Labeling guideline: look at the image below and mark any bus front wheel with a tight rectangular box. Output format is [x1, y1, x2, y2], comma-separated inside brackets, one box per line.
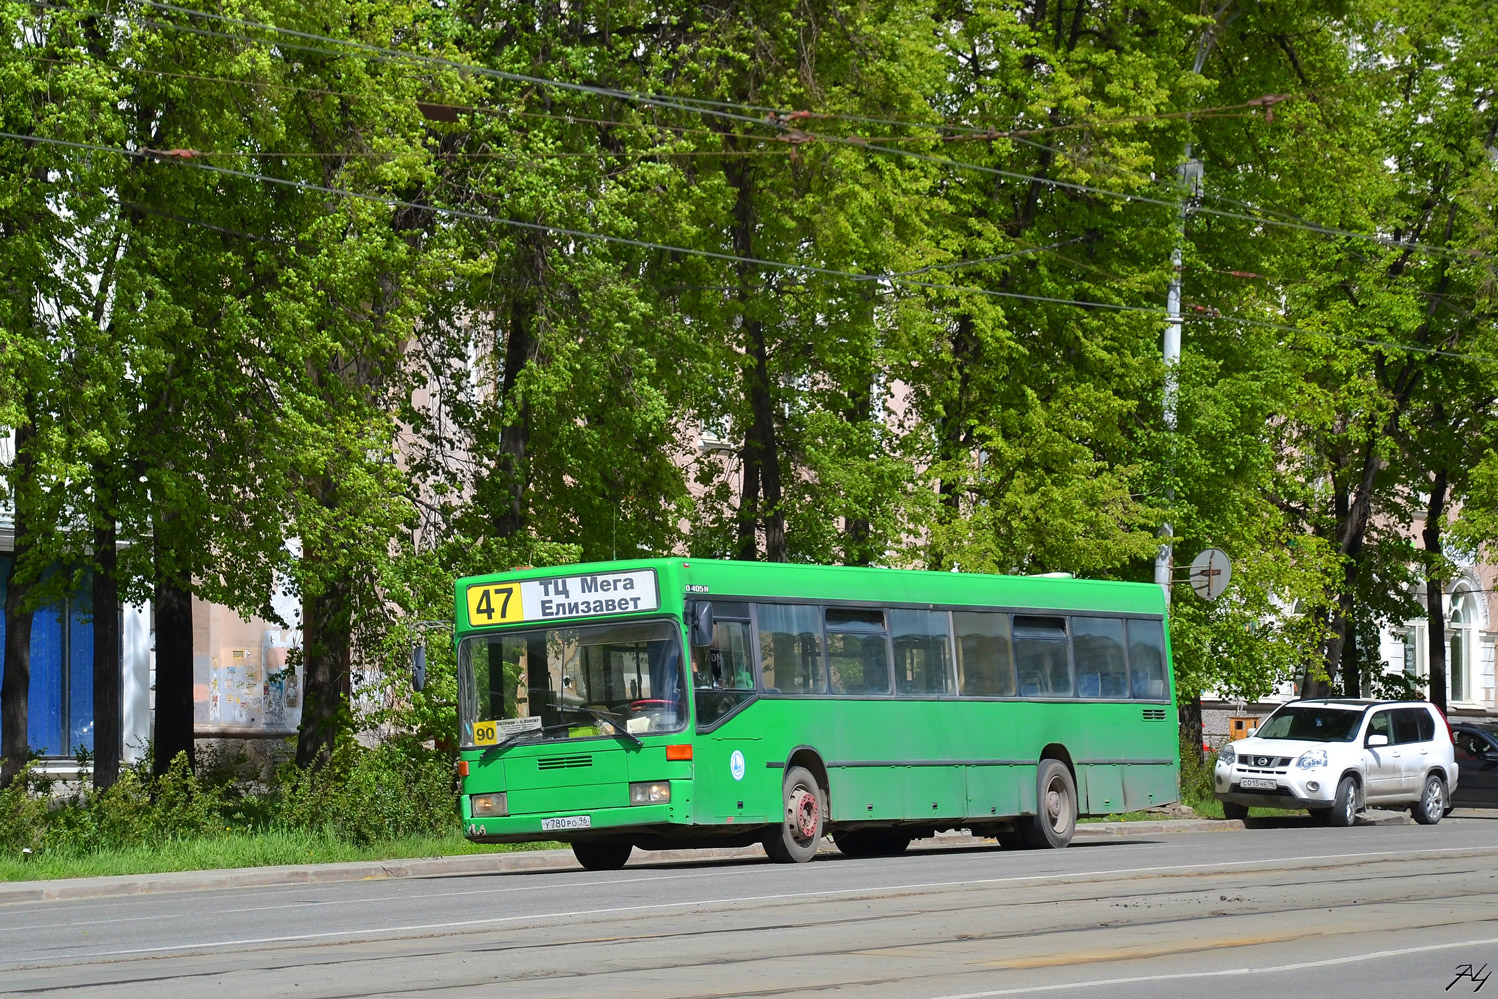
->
[764, 766, 825, 863]
[1021, 760, 1077, 849]
[572, 839, 633, 871]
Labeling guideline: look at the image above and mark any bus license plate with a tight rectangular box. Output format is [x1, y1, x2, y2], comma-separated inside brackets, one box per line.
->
[1239, 777, 1276, 790]
[541, 815, 592, 831]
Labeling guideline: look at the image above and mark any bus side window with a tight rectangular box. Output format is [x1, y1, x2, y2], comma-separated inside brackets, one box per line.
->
[1072, 617, 1128, 698]
[826, 608, 891, 696]
[1126, 619, 1168, 700]
[756, 603, 826, 695]
[694, 619, 755, 728]
[953, 611, 1015, 697]
[889, 609, 954, 696]
[1013, 615, 1071, 697]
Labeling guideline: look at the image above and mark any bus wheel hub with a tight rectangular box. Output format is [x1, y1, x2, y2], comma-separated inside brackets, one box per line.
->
[789, 788, 818, 839]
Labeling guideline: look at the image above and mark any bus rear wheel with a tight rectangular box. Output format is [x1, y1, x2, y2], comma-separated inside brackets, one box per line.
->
[572, 839, 633, 871]
[1020, 760, 1077, 849]
[764, 765, 825, 863]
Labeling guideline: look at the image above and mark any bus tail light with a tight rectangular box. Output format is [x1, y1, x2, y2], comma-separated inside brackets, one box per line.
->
[630, 782, 671, 805]
[470, 792, 507, 817]
[666, 744, 693, 761]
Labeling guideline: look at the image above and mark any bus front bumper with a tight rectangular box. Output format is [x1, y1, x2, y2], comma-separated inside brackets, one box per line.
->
[463, 803, 679, 843]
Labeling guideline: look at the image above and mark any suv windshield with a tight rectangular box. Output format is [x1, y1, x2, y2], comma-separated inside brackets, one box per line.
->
[458, 618, 686, 749]
[1256, 705, 1364, 742]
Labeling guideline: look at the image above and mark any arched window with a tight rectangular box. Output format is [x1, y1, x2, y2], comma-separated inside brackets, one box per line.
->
[1449, 587, 1476, 703]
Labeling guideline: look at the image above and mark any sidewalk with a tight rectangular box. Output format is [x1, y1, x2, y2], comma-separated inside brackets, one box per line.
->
[0, 817, 1254, 904]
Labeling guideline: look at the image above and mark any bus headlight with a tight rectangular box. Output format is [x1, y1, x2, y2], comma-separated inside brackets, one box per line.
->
[629, 782, 671, 805]
[471, 792, 508, 817]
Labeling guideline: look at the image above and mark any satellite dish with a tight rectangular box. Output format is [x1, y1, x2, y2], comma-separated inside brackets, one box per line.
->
[1188, 548, 1232, 601]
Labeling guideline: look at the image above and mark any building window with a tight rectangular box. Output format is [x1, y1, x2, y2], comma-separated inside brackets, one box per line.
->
[1450, 587, 1475, 703]
[0, 558, 95, 757]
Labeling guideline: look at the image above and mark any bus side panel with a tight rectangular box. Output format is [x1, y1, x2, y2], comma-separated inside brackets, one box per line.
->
[1123, 764, 1175, 811]
[693, 709, 775, 825]
[1082, 765, 1125, 815]
[964, 763, 1023, 820]
[830, 766, 904, 821]
[903, 765, 967, 822]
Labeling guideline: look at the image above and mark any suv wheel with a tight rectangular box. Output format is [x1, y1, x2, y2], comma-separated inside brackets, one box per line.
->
[1328, 775, 1359, 828]
[1412, 773, 1446, 825]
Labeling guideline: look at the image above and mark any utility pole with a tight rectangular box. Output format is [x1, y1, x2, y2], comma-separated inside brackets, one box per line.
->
[1155, 16, 1225, 604]
[1156, 154, 1203, 604]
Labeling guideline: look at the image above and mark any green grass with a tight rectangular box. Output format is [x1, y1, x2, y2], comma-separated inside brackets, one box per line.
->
[0, 830, 565, 883]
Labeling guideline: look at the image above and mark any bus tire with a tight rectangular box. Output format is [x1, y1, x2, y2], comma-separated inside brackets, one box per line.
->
[1021, 760, 1077, 849]
[572, 839, 633, 871]
[764, 765, 825, 863]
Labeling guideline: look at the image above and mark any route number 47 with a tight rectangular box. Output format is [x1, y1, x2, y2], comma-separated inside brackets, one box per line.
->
[467, 584, 523, 625]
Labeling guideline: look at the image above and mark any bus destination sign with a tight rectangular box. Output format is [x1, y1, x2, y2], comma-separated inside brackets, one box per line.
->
[466, 569, 660, 627]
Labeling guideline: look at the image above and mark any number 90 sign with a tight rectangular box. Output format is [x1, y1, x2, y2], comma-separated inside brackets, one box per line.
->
[472, 721, 499, 746]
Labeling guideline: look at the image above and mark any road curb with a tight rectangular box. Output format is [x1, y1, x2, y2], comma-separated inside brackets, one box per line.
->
[0, 818, 1246, 904]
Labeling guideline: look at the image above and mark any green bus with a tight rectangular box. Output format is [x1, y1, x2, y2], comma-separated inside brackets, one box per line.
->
[454, 558, 1177, 869]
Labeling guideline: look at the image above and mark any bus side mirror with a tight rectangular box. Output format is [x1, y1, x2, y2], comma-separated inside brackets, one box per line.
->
[690, 601, 714, 647]
[412, 643, 427, 692]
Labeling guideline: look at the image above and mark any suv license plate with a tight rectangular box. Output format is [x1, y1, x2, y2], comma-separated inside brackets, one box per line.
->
[1239, 777, 1277, 790]
[541, 815, 592, 831]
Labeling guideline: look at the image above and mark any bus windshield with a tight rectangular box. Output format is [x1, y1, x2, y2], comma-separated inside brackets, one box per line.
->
[457, 618, 686, 748]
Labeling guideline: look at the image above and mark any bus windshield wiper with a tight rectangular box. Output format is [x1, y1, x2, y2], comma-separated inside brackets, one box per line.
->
[481, 722, 572, 760]
[562, 705, 644, 748]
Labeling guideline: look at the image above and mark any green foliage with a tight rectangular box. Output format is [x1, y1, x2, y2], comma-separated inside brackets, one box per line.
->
[1178, 738, 1218, 816]
[271, 740, 456, 846]
[0, 745, 458, 863]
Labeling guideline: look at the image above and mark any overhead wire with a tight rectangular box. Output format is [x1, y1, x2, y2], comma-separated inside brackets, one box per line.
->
[38, 0, 1482, 262]
[11, 128, 1494, 368]
[13, 8, 1496, 361]
[0, 129, 1169, 317]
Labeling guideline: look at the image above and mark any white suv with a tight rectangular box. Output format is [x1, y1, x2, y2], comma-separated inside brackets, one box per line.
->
[1214, 699, 1457, 826]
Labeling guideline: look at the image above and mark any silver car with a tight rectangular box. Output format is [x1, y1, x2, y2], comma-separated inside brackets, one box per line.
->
[1214, 699, 1457, 826]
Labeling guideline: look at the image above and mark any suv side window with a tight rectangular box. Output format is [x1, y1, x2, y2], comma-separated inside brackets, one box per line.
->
[1392, 708, 1423, 745]
[1367, 711, 1393, 743]
[1415, 709, 1435, 742]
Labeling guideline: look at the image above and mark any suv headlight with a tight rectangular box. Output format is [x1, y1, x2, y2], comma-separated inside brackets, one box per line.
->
[1218, 745, 1235, 766]
[1295, 749, 1328, 770]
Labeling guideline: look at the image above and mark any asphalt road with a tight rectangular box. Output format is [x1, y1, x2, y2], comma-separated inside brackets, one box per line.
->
[3, 813, 1497, 998]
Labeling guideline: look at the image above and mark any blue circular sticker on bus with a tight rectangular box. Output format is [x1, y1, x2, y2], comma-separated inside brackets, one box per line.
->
[730, 750, 746, 781]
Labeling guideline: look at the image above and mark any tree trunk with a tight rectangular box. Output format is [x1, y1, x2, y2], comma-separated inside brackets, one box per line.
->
[1, 420, 37, 789]
[1424, 469, 1449, 713]
[727, 153, 784, 563]
[743, 320, 785, 562]
[931, 315, 978, 571]
[296, 567, 352, 770]
[92, 508, 121, 789]
[152, 562, 195, 777]
[1178, 694, 1204, 767]
[493, 237, 542, 539]
[1341, 619, 1359, 697]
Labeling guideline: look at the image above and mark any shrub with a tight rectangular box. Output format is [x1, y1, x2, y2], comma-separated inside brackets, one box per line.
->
[1178, 735, 1217, 811]
[270, 739, 456, 845]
